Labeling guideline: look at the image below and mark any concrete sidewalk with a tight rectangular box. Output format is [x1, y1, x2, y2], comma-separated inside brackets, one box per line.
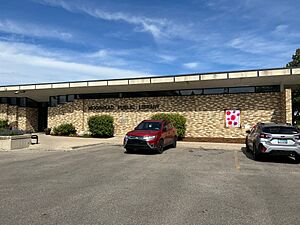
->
[29, 134, 119, 151]
[28, 134, 244, 151]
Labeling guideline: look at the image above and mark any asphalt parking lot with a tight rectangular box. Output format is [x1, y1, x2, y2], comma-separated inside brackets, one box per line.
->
[0, 145, 299, 225]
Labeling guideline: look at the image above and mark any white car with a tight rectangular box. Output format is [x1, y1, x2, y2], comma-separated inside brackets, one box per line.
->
[246, 123, 300, 162]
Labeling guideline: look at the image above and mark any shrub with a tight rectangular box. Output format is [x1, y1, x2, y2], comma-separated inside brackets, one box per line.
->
[0, 120, 9, 129]
[151, 113, 187, 139]
[88, 115, 114, 137]
[53, 123, 76, 136]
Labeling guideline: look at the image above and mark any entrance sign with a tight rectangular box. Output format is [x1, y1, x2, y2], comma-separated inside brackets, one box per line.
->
[225, 110, 240, 128]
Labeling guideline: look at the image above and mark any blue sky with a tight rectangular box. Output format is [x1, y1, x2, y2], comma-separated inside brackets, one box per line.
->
[0, 0, 299, 85]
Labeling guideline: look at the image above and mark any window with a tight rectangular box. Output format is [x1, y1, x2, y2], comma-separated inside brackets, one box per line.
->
[0, 97, 8, 104]
[9, 98, 18, 105]
[180, 90, 193, 96]
[58, 96, 67, 104]
[229, 87, 255, 94]
[193, 89, 203, 95]
[203, 88, 225, 95]
[19, 98, 27, 107]
[48, 85, 281, 106]
[255, 86, 280, 93]
[50, 96, 58, 107]
[180, 89, 203, 96]
[67, 95, 75, 102]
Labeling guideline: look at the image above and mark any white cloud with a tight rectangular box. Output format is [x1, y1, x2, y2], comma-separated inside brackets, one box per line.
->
[272, 24, 300, 39]
[157, 54, 177, 62]
[84, 49, 133, 67]
[34, 0, 193, 42]
[183, 62, 199, 69]
[86, 49, 130, 58]
[0, 19, 73, 41]
[86, 49, 109, 59]
[0, 41, 148, 85]
[205, 48, 293, 69]
[227, 34, 297, 55]
[273, 24, 289, 33]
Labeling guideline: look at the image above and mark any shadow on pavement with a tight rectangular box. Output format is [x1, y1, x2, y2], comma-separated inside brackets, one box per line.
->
[241, 147, 299, 164]
[124, 146, 174, 155]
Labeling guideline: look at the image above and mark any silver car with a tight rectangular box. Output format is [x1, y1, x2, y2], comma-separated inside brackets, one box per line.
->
[246, 123, 300, 162]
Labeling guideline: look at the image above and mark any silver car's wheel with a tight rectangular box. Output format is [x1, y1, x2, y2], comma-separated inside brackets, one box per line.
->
[295, 154, 300, 163]
[253, 144, 260, 161]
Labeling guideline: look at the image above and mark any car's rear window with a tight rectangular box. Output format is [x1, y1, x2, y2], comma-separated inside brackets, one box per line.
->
[135, 122, 161, 130]
[262, 126, 299, 134]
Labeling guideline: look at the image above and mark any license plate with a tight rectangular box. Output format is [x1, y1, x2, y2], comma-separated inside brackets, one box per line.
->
[278, 139, 287, 144]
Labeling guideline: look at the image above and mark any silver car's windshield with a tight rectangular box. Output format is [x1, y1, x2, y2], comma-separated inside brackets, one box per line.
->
[262, 126, 298, 134]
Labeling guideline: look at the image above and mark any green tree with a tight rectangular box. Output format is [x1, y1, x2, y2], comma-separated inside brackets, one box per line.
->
[151, 113, 187, 139]
[287, 49, 300, 125]
[293, 88, 300, 126]
[286, 48, 300, 68]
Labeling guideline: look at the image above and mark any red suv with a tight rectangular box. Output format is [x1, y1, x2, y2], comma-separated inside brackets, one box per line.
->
[124, 120, 177, 154]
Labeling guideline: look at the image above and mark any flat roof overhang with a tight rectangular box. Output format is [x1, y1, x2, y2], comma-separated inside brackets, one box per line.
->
[1, 67, 300, 102]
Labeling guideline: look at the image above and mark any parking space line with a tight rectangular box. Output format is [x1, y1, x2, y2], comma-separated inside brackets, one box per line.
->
[234, 150, 240, 171]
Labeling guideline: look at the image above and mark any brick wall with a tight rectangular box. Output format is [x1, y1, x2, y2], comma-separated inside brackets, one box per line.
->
[48, 90, 291, 138]
[282, 89, 292, 124]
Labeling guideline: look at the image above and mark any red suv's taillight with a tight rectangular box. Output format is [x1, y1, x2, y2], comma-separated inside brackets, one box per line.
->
[260, 133, 272, 139]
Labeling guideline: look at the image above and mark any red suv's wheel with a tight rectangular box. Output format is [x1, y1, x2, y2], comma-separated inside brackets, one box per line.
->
[157, 139, 164, 154]
[125, 148, 133, 154]
[171, 136, 177, 148]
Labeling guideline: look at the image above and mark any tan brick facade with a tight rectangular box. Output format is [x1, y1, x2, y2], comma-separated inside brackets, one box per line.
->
[48, 100, 84, 132]
[48, 89, 292, 138]
[282, 89, 293, 124]
[0, 104, 38, 132]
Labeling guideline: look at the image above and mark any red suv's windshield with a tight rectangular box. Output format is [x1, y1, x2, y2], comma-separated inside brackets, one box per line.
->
[135, 121, 162, 131]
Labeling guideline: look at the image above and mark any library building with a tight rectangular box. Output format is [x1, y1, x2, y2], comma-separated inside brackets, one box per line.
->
[0, 67, 299, 141]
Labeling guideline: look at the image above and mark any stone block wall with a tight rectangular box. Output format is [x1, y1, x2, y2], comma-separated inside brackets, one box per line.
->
[7, 106, 18, 127]
[48, 90, 291, 138]
[48, 100, 84, 131]
[0, 104, 8, 121]
[0, 104, 38, 132]
[18, 107, 39, 132]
